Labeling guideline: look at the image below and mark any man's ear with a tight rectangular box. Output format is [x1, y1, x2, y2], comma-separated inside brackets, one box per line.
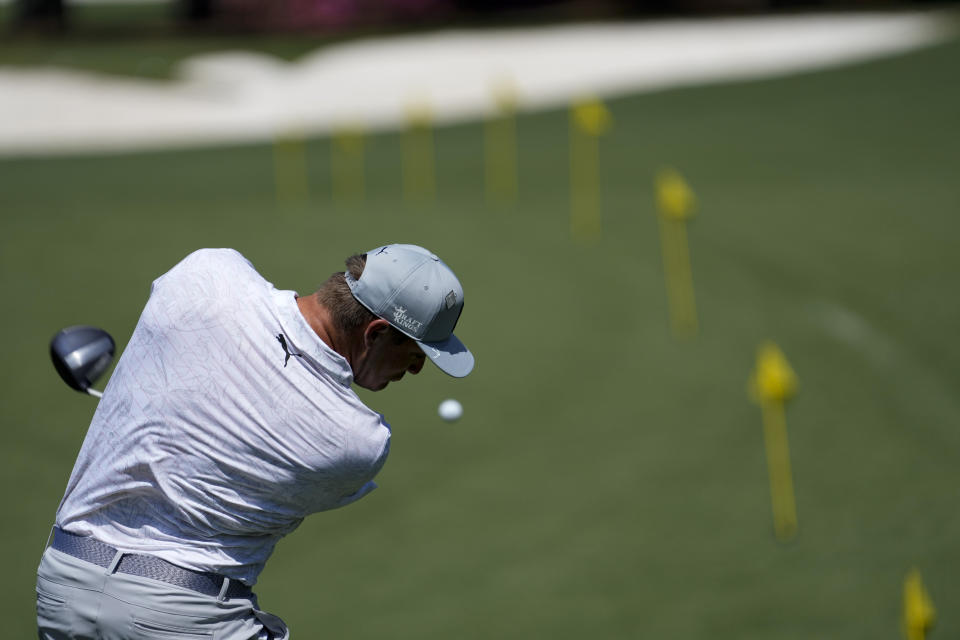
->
[363, 318, 392, 347]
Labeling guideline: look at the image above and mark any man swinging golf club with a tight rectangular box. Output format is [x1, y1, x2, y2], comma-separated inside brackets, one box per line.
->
[37, 244, 473, 639]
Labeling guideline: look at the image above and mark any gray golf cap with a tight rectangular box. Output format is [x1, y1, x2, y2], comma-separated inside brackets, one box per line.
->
[346, 244, 474, 378]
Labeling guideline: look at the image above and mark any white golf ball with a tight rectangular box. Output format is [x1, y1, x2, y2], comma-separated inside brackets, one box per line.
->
[438, 398, 463, 422]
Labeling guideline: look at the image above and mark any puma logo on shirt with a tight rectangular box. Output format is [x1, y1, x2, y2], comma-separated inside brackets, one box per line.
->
[276, 333, 302, 367]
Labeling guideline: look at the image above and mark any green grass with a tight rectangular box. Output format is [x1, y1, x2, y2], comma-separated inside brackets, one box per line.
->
[3, 36, 959, 639]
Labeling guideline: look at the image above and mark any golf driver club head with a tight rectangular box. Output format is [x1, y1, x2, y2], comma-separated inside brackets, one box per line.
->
[50, 326, 115, 398]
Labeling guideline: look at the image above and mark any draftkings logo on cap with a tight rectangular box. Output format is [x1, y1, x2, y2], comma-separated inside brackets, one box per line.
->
[391, 306, 423, 334]
[346, 244, 474, 378]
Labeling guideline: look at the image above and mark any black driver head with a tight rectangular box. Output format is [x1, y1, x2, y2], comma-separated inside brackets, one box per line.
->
[50, 326, 115, 394]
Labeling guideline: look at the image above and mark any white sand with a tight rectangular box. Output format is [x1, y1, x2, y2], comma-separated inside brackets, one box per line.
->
[0, 11, 953, 156]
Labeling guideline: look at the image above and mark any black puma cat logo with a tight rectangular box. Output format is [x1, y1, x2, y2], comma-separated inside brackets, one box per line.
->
[276, 333, 302, 367]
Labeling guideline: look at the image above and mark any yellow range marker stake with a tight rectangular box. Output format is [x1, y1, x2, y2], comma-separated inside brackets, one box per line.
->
[331, 125, 365, 204]
[569, 97, 612, 242]
[903, 568, 936, 640]
[748, 341, 799, 542]
[273, 131, 310, 207]
[655, 168, 698, 338]
[403, 101, 436, 204]
[484, 80, 519, 205]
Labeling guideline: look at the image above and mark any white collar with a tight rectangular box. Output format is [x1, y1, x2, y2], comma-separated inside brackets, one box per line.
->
[272, 289, 354, 387]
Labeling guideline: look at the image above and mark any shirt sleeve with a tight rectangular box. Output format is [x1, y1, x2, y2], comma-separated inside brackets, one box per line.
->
[331, 414, 391, 507]
[146, 249, 263, 331]
[335, 480, 379, 508]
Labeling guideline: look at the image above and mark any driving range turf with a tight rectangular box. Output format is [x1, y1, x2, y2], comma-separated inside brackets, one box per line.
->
[2, 33, 959, 639]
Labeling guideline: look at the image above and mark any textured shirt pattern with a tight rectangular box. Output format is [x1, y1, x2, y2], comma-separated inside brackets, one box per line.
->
[56, 249, 391, 585]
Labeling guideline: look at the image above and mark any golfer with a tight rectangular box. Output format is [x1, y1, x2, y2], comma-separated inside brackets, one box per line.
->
[37, 244, 474, 639]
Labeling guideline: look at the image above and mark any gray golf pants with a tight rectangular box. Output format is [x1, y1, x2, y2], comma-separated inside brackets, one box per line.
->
[37, 547, 290, 639]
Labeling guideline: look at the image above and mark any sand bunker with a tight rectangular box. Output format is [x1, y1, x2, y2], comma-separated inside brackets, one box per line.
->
[0, 11, 953, 156]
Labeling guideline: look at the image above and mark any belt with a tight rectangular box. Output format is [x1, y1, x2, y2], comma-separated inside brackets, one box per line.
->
[51, 527, 252, 600]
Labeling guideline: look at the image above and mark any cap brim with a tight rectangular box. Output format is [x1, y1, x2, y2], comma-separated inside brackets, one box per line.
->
[418, 333, 474, 378]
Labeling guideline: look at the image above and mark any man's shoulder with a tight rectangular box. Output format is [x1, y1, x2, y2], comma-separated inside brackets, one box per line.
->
[141, 248, 271, 332]
[274, 392, 390, 483]
[152, 249, 265, 294]
[175, 248, 255, 276]
[339, 409, 391, 476]
[320, 398, 391, 467]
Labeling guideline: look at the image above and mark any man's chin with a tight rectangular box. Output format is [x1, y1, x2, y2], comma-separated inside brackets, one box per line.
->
[357, 375, 402, 392]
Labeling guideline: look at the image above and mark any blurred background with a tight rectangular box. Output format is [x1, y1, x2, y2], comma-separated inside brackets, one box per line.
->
[2, 0, 959, 638]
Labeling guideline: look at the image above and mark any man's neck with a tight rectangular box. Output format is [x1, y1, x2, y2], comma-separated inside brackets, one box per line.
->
[297, 294, 352, 364]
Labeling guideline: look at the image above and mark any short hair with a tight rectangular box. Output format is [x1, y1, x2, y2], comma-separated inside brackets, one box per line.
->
[316, 253, 375, 334]
[316, 253, 409, 344]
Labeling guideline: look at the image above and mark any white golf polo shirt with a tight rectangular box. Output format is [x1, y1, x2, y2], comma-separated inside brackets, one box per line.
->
[56, 249, 391, 586]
